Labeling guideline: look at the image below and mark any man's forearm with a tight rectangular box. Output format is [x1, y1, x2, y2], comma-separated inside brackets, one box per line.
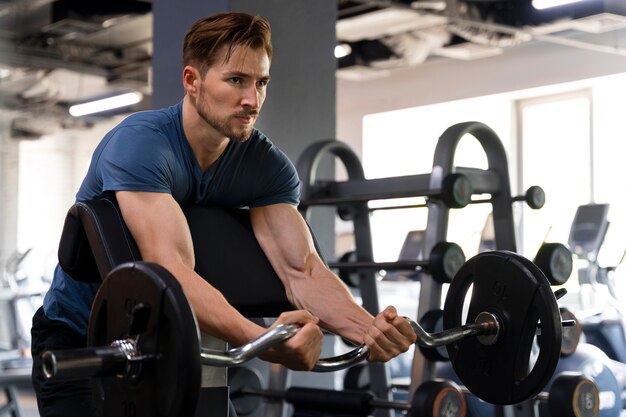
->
[283, 260, 373, 344]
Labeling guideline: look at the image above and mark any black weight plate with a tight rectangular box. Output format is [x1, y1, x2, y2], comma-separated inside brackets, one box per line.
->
[89, 262, 201, 417]
[533, 242, 573, 286]
[411, 379, 466, 417]
[443, 251, 562, 405]
[418, 309, 449, 362]
[429, 242, 466, 284]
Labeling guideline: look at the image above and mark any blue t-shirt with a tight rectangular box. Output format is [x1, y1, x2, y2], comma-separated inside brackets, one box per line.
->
[43, 100, 300, 335]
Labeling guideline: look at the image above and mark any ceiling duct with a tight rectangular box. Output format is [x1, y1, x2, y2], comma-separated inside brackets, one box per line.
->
[43, 0, 151, 37]
[336, 0, 626, 77]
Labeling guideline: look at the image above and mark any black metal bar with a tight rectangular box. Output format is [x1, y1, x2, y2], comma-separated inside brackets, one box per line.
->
[300, 174, 432, 206]
[328, 260, 425, 271]
[455, 167, 500, 194]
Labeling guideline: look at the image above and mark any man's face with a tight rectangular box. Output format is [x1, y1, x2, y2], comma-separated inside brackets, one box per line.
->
[195, 45, 270, 143]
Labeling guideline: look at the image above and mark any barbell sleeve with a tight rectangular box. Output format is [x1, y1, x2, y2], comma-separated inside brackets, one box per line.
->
[42, 340, 134, 379]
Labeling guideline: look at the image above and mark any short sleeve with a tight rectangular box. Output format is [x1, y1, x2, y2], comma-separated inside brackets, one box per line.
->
[249, 145, 300, 207]
[97, 125, 175, 193]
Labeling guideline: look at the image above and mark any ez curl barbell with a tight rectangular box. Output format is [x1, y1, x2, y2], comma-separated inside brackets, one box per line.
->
[41, 250, 570, 416]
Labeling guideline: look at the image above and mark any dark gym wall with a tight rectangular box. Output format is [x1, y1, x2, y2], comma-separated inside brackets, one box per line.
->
[151, 0, 229, 108]
[151, 0, 337, 255]
[229, 0, 337, 160]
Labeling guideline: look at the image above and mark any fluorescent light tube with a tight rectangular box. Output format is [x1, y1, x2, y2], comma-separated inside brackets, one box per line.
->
[69, 92, 143, 117]
[335, 43, 352, 58]
[532, 0, 583, 10]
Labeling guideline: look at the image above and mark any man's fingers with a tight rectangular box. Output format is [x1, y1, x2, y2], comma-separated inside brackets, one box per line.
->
[382, 305, 398, 321]
[365, 306, 418, 362]
[281, 322, 324, 370]
[274, 310, 319, 327]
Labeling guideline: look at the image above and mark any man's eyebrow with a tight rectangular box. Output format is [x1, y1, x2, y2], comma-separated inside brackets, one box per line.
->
[224, 70, 271, 81]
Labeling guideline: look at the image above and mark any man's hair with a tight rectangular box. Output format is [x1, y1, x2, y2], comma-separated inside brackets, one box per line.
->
[183, 12, 272, 78]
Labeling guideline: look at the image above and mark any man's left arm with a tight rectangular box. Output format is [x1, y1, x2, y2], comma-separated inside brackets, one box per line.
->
[250, 203, 416, 362]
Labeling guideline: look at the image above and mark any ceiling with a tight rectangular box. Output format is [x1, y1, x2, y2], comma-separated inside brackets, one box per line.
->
[1, 0, 625, 137]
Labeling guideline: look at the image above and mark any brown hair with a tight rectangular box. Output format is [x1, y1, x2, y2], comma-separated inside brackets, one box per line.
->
[183, 12, 272, 78]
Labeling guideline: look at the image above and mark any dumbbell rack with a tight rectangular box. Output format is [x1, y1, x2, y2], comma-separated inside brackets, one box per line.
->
[411, 122, 517, 389]
[297, 121, 531, 415]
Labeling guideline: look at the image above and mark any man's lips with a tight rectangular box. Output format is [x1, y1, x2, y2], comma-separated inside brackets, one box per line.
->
[235, 113, 257, 124]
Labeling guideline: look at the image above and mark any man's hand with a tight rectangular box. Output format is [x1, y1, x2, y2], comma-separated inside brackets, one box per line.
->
[364, 306, 417, 362]
[259, 310, 324, 371]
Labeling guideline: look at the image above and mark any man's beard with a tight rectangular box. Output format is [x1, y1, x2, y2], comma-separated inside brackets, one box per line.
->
[197, 88, 256, 143]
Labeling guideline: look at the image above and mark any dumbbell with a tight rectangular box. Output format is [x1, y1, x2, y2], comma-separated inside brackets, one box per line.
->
[534, 242, 573, 286]
[470, 185, 546, 209]
[396, 373, 598, 417]
[536, 307, 581, 357]
[475, 373, 597, 417]
[330, 241, 466, 285]
[514, 185, 546, 209]
[231, 378, 466, 417]
[559, 308, 581, 357]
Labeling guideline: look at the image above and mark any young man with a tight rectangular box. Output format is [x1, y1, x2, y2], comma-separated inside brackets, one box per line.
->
[31, 12, 417, 417]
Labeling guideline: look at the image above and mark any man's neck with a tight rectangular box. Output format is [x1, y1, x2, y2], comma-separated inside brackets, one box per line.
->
[182, 96, 230, 172]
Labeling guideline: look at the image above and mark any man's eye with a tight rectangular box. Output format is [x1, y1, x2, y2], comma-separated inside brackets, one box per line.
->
[230, 77, 242, 84]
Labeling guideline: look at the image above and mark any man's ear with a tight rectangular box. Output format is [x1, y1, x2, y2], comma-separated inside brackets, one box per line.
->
[182, 66, 200, 95]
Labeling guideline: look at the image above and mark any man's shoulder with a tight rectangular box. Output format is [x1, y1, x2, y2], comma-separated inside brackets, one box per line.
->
[118, 102, 181, 132]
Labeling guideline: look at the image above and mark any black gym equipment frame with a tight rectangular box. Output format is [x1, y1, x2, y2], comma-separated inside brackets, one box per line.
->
[296, 121, 530, 416]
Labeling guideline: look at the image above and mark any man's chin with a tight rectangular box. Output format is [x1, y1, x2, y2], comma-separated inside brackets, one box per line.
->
[229, 128, 254, 143]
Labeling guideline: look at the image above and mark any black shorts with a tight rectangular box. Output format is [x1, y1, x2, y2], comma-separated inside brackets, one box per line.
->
[31, 306, 96, 417]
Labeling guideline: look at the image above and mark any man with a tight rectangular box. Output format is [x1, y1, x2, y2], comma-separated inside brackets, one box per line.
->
[31, 12, 417, 417]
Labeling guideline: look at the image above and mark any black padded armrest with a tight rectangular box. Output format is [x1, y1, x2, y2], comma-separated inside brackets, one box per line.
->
[57, 197, 293, 316]
[184, 205, 293, 317]
[58, 197, 140, 282]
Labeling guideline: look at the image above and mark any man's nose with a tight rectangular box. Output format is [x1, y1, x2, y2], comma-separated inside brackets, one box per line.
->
[241, 85, 260, 108]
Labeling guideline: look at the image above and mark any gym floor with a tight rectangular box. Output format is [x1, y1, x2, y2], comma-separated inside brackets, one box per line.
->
[16, 387, 39, 417]
[0, 386, 39, 417]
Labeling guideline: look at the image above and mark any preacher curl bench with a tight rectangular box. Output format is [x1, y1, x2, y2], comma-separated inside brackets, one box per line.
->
[41, 194, 596, 417]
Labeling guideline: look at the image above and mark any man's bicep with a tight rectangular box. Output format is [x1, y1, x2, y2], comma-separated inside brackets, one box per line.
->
[115, 191, 195, 268]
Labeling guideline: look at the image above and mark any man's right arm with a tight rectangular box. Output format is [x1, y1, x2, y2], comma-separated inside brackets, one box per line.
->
[115, 190, 323, 370]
